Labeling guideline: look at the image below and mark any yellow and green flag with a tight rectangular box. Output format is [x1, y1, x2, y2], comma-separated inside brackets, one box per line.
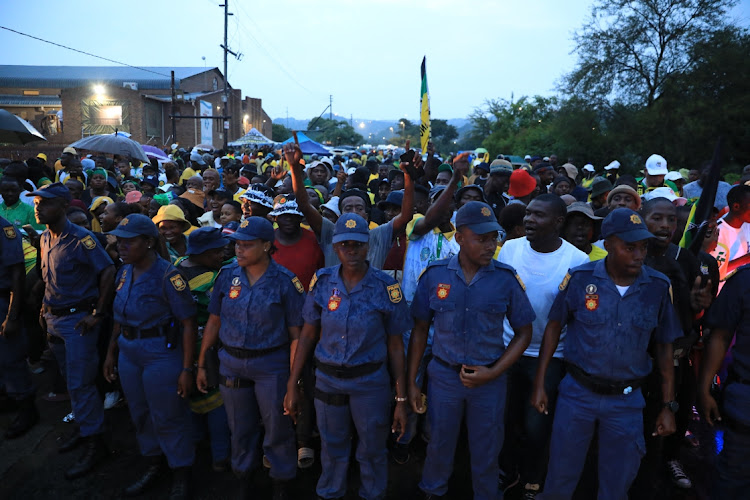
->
[420, 56, 431, 153]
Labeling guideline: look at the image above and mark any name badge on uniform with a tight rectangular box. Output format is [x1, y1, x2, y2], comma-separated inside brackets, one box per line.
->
[229, 285, 241, 299]
[436, 283, 451, 300]
[585, 294, 599, 311]
[328, 288, 341, 311]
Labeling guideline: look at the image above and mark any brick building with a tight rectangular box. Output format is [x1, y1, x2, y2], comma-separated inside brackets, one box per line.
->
[0, 65, 272, 150]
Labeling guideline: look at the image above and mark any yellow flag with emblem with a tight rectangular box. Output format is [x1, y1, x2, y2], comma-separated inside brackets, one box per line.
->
[420, 56, 431, 153]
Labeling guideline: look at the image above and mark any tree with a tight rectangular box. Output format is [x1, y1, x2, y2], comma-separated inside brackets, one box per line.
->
[388, 119, 420, 148]
[564, 0, 738, 107]
[272, 123, 292, 142]
[430, 119, 459, 155]
[306, 118, 363, 146]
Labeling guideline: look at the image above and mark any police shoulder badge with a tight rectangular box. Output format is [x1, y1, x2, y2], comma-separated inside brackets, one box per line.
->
[309, 273, 318, 291]
[558, 272, 571, 291]
[387, 283, 402, 303]
[3, 226, 17, 239]
[515, 273, 526, 291]
[292, 276, 304, 294]
[170, 274, 186, 291]
[436, 283, 451, 299]
[81, 235, 96, 249]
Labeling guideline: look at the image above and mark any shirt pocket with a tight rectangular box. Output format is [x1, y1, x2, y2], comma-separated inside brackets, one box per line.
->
[577, 309, 608, 352]
[429, 297, 456, 332]
[630, 312, 658, 351]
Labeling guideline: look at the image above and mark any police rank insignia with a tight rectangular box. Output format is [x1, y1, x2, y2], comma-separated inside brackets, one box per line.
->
[345, 219, 357, 229]
[309, 273, 318, 291]
[436, 283, 451, 299]
[585, 284, 597, 294]
[558, 273, 571, 291]
[4, 226, 16, 239]
[328, 289, 341, 311]
[81, 235, 96, 249]
[116, 270, 127, 291]
[585, 294, 599, 311]
[170, 274, 186, 291]
[481, 207, 491, 217]
[292, 277, 304, 293]
[630, 214, 642, 225]
[387, 283, 402, 303]
[229, 285, 241, 299]
[515, 273, 526, 291]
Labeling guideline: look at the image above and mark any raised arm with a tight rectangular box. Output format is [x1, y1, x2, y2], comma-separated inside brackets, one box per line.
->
[285, 143, 323, 236]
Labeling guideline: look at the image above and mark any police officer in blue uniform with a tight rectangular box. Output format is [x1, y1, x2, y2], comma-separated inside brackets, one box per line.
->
[0, 215, 38, 439]
[284, 213, 412, 500]
[408, 201, 536, 500]
[532, 208, 681, 500]
[197, 216, 304, 500]
[102, 214, 197, 499]
[28, 182, 115, 479]
[698, 264, 750, 500]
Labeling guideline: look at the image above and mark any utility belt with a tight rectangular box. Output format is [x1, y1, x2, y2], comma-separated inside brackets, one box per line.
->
[43, 299, 96, 317]
[314, 387, 349, 406]
[222, 343, 287, 359]
[219, 375, 255, 389]
[121, 325, 166, 340]
[433, 356, 494, 373]
[314, 359, 382, 379]
[565, 361, 646, 396]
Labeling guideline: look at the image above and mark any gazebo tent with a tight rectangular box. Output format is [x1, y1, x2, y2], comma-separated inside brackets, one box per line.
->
[228, 127, 274, 147]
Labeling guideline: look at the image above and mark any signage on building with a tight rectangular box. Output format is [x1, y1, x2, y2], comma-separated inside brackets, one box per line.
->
[200, 100, 213, 145]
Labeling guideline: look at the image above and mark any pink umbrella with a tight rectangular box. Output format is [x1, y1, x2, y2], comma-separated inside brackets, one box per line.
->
[142, 145, 169, 160]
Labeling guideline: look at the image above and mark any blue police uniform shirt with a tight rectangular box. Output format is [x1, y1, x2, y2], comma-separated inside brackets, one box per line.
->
[0, 216, 23, 291]
[208, 260, 304, 349]
[303, 264, 412, 367]
[411, 255, 536, 366]
[40, 219, 113, 307]
[113, 257, 196, 329]
[704, 264, 750, 425]
[548, 259, 681, 380]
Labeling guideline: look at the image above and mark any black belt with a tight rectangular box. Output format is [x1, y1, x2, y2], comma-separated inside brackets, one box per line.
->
[314, 388, 349, 406]
[724, 415, 750, 435]
[433, 356, 494, 373]
[219, 375, 255, 389]
[121, 325, 165, 340]
[222, 343, 287, 359]
[44, 299, 96, 317]
[565, 361, 646, 396]
[314, 359, 382, 379]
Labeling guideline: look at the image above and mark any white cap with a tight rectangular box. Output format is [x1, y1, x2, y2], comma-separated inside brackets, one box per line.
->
[543, 156, 550, 162]
[524, 155, 531, 161]
[644, 186, 687, 206]
[582, 163, 595, 172]
[604, 160, 620, 171]
[645, 154, 668, 175]
[346, 167, 357, 176]
[321, 196, 341, 216]
[665, 171, 684, 182]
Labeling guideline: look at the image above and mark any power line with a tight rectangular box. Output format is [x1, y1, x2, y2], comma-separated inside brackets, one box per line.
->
[0, 26, 171, 77]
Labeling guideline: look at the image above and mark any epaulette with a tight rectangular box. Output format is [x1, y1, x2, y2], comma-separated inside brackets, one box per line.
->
[723, 263, 750, 283]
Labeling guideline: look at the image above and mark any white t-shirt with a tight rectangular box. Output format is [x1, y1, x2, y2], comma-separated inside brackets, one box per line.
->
[402, 216, 460, 303]
[498, 237, 589, 358]
[711, 218, 750, 285]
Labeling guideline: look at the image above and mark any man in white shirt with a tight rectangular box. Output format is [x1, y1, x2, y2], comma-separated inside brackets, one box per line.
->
[710, 184, 750, 288]
[497, 194, 589, 498]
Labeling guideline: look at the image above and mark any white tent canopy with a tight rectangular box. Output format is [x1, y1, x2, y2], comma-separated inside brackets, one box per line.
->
[228, 128, 274, 147]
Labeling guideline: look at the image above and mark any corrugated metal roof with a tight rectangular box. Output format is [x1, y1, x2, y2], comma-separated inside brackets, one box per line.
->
[0, 94, 61, 106]
[143, 91, 217, 103]
[0, 66, 218, 90]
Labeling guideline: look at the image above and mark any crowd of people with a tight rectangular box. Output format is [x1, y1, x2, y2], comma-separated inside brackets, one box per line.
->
[0, 140, 749, 500]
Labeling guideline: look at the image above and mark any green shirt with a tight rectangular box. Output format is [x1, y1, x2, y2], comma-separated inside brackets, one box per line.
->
[0, 200, 44, 231]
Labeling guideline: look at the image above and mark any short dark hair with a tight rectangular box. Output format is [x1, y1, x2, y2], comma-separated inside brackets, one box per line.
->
[223, 200, 242, 215]
[339, 189, 371, 214]
[727, 184, 750, 209]
[531, 193, 567, 218]
[498, 203, 526, 233]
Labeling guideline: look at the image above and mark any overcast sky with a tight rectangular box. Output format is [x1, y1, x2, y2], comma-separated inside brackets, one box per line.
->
[2, 0, 748, 121]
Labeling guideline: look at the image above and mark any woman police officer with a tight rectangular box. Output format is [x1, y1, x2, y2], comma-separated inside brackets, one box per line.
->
[196, 216, 304, 499]
[102, 214, 198, 499]
[284, 213, 412, 500]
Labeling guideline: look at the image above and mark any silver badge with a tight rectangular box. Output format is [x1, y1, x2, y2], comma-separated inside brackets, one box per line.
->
[232, 277, 240, 286]
[585, 284, 597, 294]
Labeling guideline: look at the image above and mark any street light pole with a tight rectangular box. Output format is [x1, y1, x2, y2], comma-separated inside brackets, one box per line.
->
[221, 1, 229, 150]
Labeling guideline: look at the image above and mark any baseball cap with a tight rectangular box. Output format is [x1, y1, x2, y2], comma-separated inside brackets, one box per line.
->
[606, 185, 642, 210]
[377, 190, 404, 210]
[221, 221, 239, 236]
[600, 208, 654, 242]
[490, 159, 513, 175]
[37, 153, 47, 162]
[62, 147, 77, 155]
[429, 184, 446, 201]
[107, 214, 160, 239]
[604, 160, 621, 171]
[189, 150, 206, 165]
[186, 227, 229, 255]
[455, 201, 501, 234]
[26, 182, 72, 201]
[582, 164, 595, 173]
[643, 186, 687, 206]
[664, 171, 684, 182]
[508, 169, 537, 198]
[332, 213, 369, 244]
[474, 162, 490, 173]
[645, 154, 668, 176]
[125, 190, 142, 203]
[566, 202, 603, 221]
[524, 155, 531, 161]
[142, 175, 159, 188]
[229, 217, 275, 242]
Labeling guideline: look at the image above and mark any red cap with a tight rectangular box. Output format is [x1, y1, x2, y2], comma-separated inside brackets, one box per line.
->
[508, 169, 537, 198]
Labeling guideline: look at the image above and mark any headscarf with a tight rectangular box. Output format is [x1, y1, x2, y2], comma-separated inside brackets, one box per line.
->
[89, 196, 114, 232]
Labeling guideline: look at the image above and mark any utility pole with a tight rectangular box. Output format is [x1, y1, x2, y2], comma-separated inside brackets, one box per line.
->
[222, 0, 229, 150]
[329, 95, 332, 120]
[170, 70, 176, 146]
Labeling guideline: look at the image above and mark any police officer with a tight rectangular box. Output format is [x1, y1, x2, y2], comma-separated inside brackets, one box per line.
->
[0, 215, 38, 439]
[29, 182, 115, 479]
[284, 213, 411, 500]
[532, 208, 681, 500]
[102, 214, 197, 499]
[408, 201, 536, 500]
[197, 217, 303, 500]
[698, 264, 750, 500]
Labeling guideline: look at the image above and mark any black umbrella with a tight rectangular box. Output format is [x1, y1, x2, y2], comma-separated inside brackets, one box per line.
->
[0, 109, 47, 145]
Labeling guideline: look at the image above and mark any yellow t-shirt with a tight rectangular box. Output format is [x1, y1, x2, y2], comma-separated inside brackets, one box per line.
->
[588, 245, 608, 261]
